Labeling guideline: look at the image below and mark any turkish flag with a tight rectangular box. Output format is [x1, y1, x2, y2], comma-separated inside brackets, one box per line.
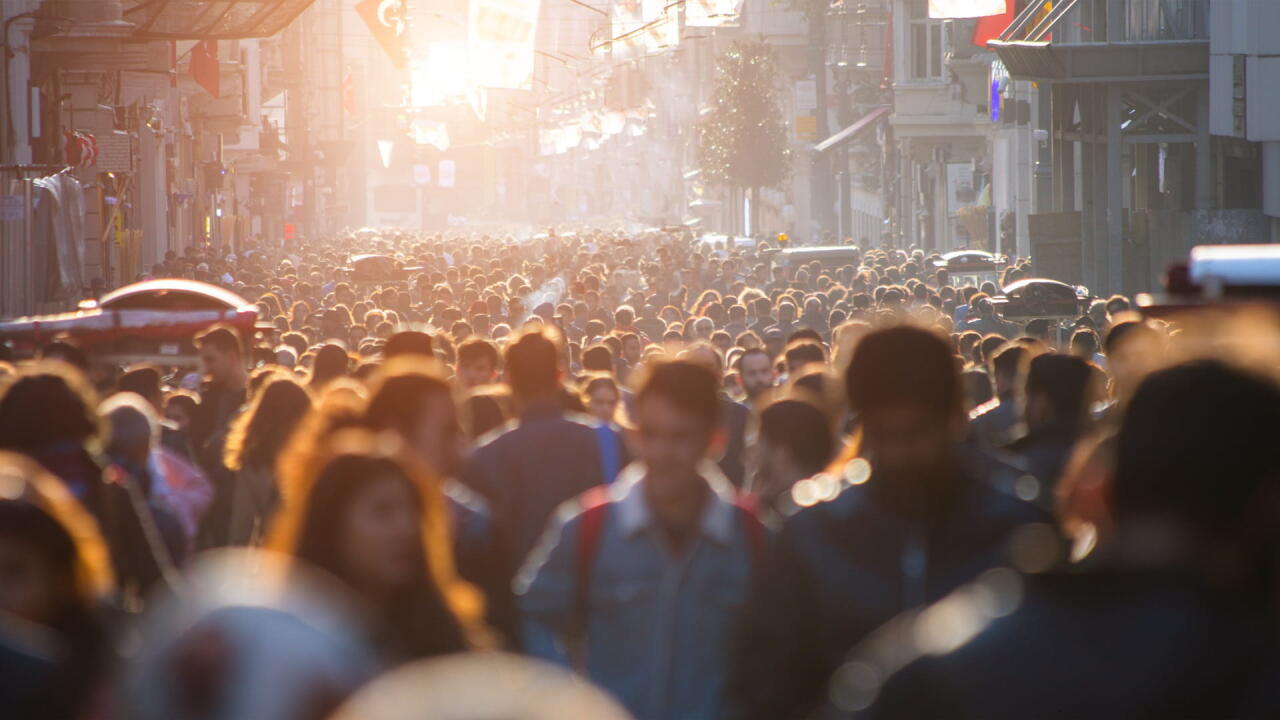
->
[356, 0, 408, 70]
[191, 39, 219, 98]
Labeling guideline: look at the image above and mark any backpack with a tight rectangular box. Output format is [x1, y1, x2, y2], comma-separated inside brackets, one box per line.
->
[566, 486, 766, 669]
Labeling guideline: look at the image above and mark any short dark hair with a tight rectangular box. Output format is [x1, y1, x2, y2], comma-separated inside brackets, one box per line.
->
[846, 326, 959, 418]
[635, 359, 721, 431]
[457, 338, 499, 370]
[784, 340, 826, 369]
[1025, 353, 1091, 425]
[582, 344, 614, 373]
[759, 398, 835, 476]
[505, 329, 561, 397]
[117, 365, 162, 402]
[384, 330, 434, 359]
[1113, 361, 1280, 533]
[195, 324, 243, 358]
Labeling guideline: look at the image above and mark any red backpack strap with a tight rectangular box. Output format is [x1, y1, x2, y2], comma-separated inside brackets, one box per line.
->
[569, 485, 611, 669]
[733, 492, 767, 564]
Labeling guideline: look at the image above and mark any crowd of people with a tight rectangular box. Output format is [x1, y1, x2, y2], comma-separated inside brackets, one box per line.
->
[2, 226, 1280, 719]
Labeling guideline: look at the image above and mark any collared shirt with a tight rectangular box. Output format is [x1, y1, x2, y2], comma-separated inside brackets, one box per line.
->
[518, 462, 764, 720]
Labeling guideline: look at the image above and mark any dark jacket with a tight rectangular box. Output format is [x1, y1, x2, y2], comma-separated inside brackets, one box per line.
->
[191, 380, 245, 549]
[460, 402, 607, 575]
[722, 455, 1048, 720]
[718, 396, 750, 488]
[862, 569, 1280, 720]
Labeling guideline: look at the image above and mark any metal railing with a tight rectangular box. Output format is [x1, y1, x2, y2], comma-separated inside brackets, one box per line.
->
[999, 0, 1207, 45]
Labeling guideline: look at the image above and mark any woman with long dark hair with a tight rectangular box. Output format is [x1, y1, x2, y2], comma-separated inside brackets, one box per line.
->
[267, 430, 488, 666]
[223, 376, 313, 545]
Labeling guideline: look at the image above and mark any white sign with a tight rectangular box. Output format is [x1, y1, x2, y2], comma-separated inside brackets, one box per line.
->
[438, 159, 456, 188]
[413, 163, 433, 185]
[468, 0, 541, 89]
[929, 0, 1005, 19]
[794, 80, 817, 113]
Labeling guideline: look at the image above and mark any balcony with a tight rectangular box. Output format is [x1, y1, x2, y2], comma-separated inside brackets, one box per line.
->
[990, 0, 1209, 82]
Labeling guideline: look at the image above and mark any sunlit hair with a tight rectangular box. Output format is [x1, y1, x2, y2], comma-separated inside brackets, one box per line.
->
[225, 376, 314, 471]
[0, 450, 115, 601]
[364, 356, 454, 438]
[274, 379, 370, 513]
[266, 430, 488, 652]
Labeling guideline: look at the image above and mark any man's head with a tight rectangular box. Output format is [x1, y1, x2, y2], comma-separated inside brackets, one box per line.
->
[1112, 361, 1280, 565]
[1104, 318, 1162, 399]
[755, 398, 835, 504]
[504, 329, 562, 402]
[194, 325, 244, 383]
[779, 302, 797, 323]
[634, 360, 722, 484]
[783, 340, 826, 376]
[846, 326, 964, 504]
[117, 365, 164, 410]
[1023, 353, 1091, 431]
[457, 338, 500, 388]
[736, 347, 775, 400]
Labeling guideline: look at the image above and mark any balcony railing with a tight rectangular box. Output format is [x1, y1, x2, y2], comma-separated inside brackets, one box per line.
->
[999, 0, 1207, 45]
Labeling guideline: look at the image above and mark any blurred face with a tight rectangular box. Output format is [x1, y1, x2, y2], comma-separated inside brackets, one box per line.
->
[587, 385, 619, 423]
[199, 345, 237, 382]
[410, 392, 466, 478]
[166, 403, 192, 432]
[0, 536, 61, 624]
[740, 353, 775, 399]
[622, 337, 642, 364]
[458, 358, 496, 388]
[635, 396, 712, 490]
[338, 473, 421, 592]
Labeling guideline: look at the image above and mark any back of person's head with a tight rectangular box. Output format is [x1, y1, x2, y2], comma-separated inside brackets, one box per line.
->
[961, 368, 994, 410]
[225, 376, 313, 471]
[117, 365, 163, 407]
[505, 329, 561, 399]
[990, 342, 1029, 385]
[39, 338, 89, 372]
[582, 344, 614, 373]
[1103, 317, 1159, 356]
[0, 363, 101, 452]
[1113, 361, 1280, 535]
[1024, 353, 1091, 427]
[194, 324, 243, 359]
[384, 330, 434, 359]
[784, 340, 827, 371]
[100, 392, 159, 462]
[846, 326, 959, 419]
[759, 398, 835, 476]
[977, 333, 1007, 365]
[1070, 327, 1099, 357]
[636, 359, 721, 431]
[365, 359, 453, 438]
[310, 343, 350, 387]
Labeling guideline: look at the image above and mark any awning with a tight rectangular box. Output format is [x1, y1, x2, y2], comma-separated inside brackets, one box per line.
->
[814, 106, 891, 153]
[124, 0, 316, 40]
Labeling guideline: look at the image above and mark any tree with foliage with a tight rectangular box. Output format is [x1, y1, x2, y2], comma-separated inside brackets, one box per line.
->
[698, 40, 792, 235]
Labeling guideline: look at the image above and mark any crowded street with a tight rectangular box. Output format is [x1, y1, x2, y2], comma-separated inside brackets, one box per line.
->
[6, 0, 1280, 718]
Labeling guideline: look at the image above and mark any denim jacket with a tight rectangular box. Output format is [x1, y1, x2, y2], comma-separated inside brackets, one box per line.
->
[517, 462, 764, 720]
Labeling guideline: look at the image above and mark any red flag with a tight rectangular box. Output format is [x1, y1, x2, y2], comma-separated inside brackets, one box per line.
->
[356, 0, 408, 70]
[342, 71, 356, 114]
[973, 3, 1018, 47]
[191, 39, 220, 98]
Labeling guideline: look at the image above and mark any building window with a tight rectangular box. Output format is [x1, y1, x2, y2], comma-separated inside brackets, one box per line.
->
[907, 0, 946, 81]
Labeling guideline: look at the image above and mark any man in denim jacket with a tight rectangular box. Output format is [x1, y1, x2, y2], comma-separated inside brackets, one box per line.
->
[517, 360, 766, 720]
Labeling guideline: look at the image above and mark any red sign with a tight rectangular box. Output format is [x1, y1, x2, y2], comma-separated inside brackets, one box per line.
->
[284, 223, 296, 240]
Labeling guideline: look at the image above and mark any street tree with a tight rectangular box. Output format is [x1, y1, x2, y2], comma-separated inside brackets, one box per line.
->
[697, 40, 792, 235]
